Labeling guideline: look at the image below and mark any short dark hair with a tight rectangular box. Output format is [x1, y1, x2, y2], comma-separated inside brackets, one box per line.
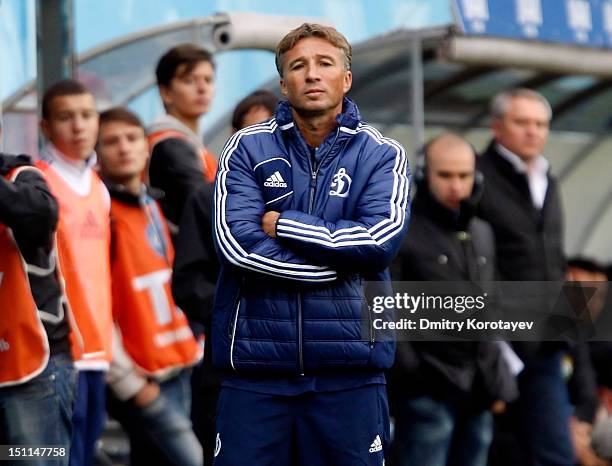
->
[42, 79, 92, 119]
[231, 90, 278, 130]
[155, 44, 215, 87]
[275, 23, 351, 77]
[99, 107, 144, 130]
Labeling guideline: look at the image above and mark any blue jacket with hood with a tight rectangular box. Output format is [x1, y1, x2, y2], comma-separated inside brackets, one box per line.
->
[212, 98, 410, 377]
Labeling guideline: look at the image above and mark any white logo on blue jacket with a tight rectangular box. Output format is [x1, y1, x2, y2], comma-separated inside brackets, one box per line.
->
[264, 171, 288, 188]
[329, 167, 352, 198]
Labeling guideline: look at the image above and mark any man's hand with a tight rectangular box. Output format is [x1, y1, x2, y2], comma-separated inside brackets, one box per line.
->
[491, 400, 506, 414]
[133, 381, 160, 407]
[262, 211, 281, 238]
[571, 416, 612, 466]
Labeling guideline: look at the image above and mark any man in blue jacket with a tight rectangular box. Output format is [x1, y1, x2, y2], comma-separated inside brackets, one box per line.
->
[211, 23, 410, 466]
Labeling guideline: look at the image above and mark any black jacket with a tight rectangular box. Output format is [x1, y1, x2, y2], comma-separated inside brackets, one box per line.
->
[477, 142, 598, 421]
[390, 182, 518, 410]
[391, 182, 496, 282]
[477, 142, 565, 281]
[172, 182, 218, 328]
[477, 142, 566, 363]
[172, 182, 221, 386]
[149, 139, 204, 231]
[0, 153, 69, 354]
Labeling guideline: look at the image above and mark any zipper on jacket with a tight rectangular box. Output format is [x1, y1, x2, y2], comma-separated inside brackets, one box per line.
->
[301, 152, 316, 376]
[299, 128, 342, 376]
[305, 127, 340, 215]
[308, 171, 317, 214]
[361, 279, 375, 347]
[367, 302, 375, 347]
[457, 230, 479, 281]
[297, 293, 304, 376]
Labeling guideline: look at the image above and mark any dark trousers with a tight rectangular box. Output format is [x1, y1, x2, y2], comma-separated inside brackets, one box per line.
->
[488, 351, 574, 466]
[69, 370, 106, 466]
[213, 384, 389, 466]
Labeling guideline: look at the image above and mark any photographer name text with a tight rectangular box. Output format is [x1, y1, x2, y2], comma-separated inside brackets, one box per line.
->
[372, 318, 534, 332]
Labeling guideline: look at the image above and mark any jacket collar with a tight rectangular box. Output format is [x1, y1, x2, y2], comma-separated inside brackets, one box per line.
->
[274, 97, 362, 131]
[484, 140, 551, 179]
[413, 179, 482, 231]
[148, 113, 205, 150]
[275, 97, 362, 168]
[495, 143, 549, 176]
[40, 142, 97, 172]
[102, 177, 163, 206]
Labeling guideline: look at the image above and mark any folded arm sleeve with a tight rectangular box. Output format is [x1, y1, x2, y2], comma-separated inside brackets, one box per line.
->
[276, 142, 410, 271]
[214, 134, 337, 282]
[0, 168, 58, 248]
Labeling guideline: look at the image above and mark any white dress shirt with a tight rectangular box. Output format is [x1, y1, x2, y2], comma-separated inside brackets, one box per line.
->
[495, 143, 549, 209]
[40, 143, 110, 209]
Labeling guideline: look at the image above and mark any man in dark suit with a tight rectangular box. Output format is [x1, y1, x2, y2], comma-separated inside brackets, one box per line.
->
[478, 88, 573, 466]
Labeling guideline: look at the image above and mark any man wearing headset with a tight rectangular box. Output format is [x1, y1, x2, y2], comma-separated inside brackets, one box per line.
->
[389, 133, 517, 466]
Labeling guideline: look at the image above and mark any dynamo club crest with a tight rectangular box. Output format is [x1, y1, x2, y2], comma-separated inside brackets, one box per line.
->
[330, 167, 352, 198]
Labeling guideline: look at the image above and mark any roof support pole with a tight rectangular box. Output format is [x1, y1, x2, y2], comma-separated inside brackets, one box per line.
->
[36, 0, 74, 117]
[410, 35, 425, 154]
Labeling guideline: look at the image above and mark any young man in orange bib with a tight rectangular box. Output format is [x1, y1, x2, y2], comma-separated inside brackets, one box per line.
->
[0, 147, 80, 465]
[37, 80, 112, 466]
[97, 107, 203, 466]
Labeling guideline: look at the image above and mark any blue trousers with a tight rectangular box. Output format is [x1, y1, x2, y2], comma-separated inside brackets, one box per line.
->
[213, 384, 389, 466]
[69, 370, 106, 466]
[517, 352, 574, 466]
[391, 395, 493, 466]
[107, 369, 202, 466]
[0, 353, 77, 466]
[487, 351, 575, 466]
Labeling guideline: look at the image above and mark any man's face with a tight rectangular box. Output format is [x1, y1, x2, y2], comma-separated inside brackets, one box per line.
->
[279, 37, 352, 117]
[41, 93, 99, 161]
[160, 61, 215, 121]
[426, 142, 476, 211]
[97, 121, 148, 182]
[492, 96, 550, 163]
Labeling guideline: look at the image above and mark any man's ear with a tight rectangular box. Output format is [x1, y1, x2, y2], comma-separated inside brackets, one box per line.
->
[343, 70, 353, 94]
[491, 117, 502, 140]
[40, 119, 50, 140]
[279, 78, 288, 96]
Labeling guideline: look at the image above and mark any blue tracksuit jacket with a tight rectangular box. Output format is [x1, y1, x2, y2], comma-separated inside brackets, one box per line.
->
[212, 97, 410, 376]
